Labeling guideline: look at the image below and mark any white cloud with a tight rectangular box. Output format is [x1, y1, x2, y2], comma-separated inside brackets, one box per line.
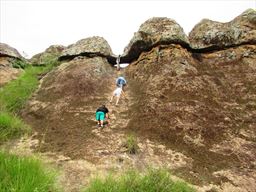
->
[0, 0, 255, 58]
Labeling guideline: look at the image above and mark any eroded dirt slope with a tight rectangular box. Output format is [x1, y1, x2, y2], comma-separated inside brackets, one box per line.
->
[125, 44, 256, 189]
[22, 56, 115, 158]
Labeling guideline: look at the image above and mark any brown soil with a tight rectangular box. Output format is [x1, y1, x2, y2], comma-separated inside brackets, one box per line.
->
[13, 44, 256, 192]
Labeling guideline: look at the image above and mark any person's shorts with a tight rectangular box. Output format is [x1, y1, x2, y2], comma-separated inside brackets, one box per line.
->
[96, 111, 105, 121]
[113, 88, 122, 96]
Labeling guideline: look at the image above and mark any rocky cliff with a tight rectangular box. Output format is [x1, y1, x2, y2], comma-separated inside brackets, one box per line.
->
[125, 8, 256, 191]
[22, 37, 115, 158]
[20, 9, 256, 192]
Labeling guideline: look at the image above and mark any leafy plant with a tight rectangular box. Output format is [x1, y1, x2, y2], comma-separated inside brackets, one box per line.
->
[11, 59, 28, 69]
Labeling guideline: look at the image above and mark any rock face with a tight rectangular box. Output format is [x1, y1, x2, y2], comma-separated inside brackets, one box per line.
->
[22, 55, 115, 158]
[30, 45, 65, 65]
[0, 43, 23, 59]
[0, 43, 23, 86]
[189, 9, 256, 49]
[125, 43, 256, 191]
[122, 17, 189, 62]
[0, 66, 21, 87]
[20, 9, 256, 192]
[59, 36, 114, 61]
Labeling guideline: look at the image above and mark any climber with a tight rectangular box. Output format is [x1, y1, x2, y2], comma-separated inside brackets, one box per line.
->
[95, 105, 110, 128]
[116, 75, 127, 89]
[116, 54, 121, 71]
[110, 86, 126, 105]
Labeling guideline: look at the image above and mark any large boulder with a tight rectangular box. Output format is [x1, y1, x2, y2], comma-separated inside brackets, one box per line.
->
[30, 45, 65, 65]
[0, 43, 23, 59]
[0, 43, 23, 86]
[122, 17, 189, 62]
[0, 66, 21, 87]
[189, 9, 256, 49]
[59, 36, 114, 61]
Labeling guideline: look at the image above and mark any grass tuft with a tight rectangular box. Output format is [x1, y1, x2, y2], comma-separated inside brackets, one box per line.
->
[0, 112, 30, 142]
[124, 134, 139, 154]
[83, 169, 195, 192]
[0, 151, 59, 192]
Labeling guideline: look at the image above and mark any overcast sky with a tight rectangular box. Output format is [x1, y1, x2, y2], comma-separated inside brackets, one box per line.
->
[0, 0, 255, 58]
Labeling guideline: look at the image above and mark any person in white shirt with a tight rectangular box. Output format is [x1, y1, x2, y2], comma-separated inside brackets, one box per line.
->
[110, 87, 126, 105]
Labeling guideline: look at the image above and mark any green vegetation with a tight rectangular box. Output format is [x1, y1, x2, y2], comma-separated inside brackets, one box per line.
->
[11, 59, 28, 69]
[0, 112, 30, 142]
[1, 67, 41, 112]
[39, 55, 60, 67]
[83, 169, 195, 192]
[0, 58, 61, 191]
[124, 134, 139, 154]
[0, 58, 59, 142]
[0, 151, 59, 192]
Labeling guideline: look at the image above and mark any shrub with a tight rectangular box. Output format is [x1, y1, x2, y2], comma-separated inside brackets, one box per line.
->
[12, 59, 28, 69]
[0, 151, 59, 192]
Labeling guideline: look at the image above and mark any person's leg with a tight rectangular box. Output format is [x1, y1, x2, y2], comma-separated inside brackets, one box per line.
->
[99, 112, 104, 127]
[105, 113, 110, 125]
[115, 96, 120, 105]
[96, 112, 100, 126]
[110, 95, 114, 103]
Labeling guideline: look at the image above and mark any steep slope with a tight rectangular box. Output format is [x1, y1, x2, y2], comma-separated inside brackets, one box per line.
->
[125, 44, 256, 187]
[22, 56, 114, 158]
[19, 9, 256, 192]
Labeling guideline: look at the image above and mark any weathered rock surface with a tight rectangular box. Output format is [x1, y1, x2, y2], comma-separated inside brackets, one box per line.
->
[122, 17, 189, 62]
[59, 36, 114, 61]
[0, 65, 21, 87]
[0, 43, 23, 59]
[30, 45, 65, 65]
[0, 43, 23, 86]
[189, 9, 256, 49]
[18, 9, 256, 192]
[22, 56, 115, 158]
[125, 43, 256, 190]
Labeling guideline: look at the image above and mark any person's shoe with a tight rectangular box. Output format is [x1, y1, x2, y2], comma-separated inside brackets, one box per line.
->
[100, 125, 104, 128]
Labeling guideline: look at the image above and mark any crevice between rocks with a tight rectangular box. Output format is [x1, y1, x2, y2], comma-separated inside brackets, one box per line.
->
[57, 41, 256, 66]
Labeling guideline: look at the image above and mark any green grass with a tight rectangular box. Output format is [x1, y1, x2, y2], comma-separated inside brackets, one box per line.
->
[0, 59, 58, 142]
[125, 134, 139, 154]
[0, 112, 30, 142]
[0, 66, 50, 112]
[0, 151, 59, 192]
[83, 169, 195, 192]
